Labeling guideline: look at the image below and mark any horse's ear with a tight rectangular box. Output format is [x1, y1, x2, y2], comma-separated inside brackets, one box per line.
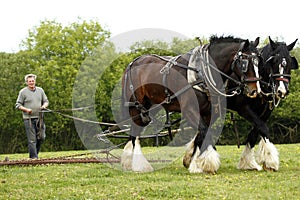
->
[269, 36, 276, 50]
[241, 40, 249, 51]
[287, 39, 298, 51]
[253, 37, 260, 47]
[291, 57, 299, 70]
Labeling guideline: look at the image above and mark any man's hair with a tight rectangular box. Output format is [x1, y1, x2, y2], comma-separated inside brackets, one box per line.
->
[25, 74, 37, 82]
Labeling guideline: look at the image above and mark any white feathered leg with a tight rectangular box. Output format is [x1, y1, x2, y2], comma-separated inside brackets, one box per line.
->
[131, 137, 154, 172]
[121, 140, 133, 171]
[256, 137, 279, 171]
[188, 147, 203, 173]
[183, 136, 196, 168]
[189, 145, 220, 174]
[237, 143, 262, 171]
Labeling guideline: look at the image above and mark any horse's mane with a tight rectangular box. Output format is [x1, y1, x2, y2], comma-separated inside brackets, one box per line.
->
[209, 35, 245, 44]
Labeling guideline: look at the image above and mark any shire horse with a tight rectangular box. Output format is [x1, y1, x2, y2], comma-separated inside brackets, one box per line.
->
[227, 37, 298, 171]
[120, 36, 261, 173]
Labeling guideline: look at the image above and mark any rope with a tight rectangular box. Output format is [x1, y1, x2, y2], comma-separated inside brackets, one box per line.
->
[42, 108, 117, 126]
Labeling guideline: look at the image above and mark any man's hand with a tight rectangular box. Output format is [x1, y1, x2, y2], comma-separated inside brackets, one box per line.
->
[19, 106, 32, 114]
[41, 105, 47, 110]
[26, 108, 32, 114]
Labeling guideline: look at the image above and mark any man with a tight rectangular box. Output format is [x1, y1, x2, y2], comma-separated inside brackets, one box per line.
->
[16, 74, 49, 159]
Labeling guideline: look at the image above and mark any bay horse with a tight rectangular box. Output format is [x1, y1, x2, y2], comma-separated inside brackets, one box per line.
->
[120, 36, 261, 173]
[227, 37, 298, 171]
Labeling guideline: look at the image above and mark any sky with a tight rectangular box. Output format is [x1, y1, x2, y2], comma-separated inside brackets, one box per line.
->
[1, 0, 299, 53]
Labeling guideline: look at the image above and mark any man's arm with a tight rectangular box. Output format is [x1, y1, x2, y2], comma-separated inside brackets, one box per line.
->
[18, 105, 32, 114]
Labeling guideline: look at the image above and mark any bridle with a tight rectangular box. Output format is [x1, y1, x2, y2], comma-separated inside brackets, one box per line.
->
[260, 54, 291, 107]
[268, 57, 291, 83]
[197, 45, 262, 97]
[231, 51, 262, 84]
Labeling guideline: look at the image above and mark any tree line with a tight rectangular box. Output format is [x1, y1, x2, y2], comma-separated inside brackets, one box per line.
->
[0, 20, 299, 154]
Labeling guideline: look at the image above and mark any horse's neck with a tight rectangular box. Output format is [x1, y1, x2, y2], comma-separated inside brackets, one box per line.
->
[260, 45, 275, 83]
[208, 44, 237, 74]
[182, 51, 192, 61]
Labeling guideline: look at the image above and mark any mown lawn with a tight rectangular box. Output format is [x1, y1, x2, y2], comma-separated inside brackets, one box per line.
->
[0, 144, 299, 199]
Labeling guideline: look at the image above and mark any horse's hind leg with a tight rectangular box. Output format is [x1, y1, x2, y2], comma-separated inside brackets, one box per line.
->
[131, 135, 154, 172]
[121, 123, 153, 172]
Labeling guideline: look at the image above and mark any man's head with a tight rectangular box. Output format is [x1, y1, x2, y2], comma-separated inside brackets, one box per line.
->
[25, 74, 37, 89]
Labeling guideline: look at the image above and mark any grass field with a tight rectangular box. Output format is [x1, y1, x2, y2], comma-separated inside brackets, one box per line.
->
[1, 144, 299, 200]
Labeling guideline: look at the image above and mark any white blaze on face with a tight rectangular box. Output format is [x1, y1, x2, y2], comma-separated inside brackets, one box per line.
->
[277, 63, 287, 97]
[252, 55, 261, 94]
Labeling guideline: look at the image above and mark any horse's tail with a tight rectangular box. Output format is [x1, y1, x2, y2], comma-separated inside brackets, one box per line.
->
[120, 55, 144, 120]
[107, 61, 134, 133]
[116, 60, 136, 131]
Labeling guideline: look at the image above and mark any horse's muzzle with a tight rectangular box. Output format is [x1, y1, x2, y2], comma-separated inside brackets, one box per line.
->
[247, 89, 259, 98]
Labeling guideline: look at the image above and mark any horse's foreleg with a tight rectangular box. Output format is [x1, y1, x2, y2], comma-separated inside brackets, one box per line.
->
[237, 105, 279, 171]
[256, 137, 279, 171]
[183, 135, 196, 168]
[249, 121, 279, 171]
[189, 130, 220, 174]
[237, 143, 262, 171]
[184, 117, 220, 174]
[190, 145, 220, 174]
[256, 113, 279, 171]
[237, 127, 262, 171]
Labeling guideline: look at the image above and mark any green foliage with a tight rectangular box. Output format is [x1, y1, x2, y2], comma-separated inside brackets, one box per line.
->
[0, 20, 111, 153]
[0, 52, 33, 153]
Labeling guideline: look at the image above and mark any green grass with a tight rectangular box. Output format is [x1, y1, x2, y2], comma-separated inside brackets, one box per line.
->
[1, 144, 299, 200]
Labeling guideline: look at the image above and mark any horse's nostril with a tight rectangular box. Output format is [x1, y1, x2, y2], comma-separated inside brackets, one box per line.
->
[277, 90, 285, 98]
[251, 90, 257, 95]
[247, 89, 258, 98]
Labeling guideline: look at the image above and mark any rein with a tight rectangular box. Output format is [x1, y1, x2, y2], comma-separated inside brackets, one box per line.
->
[42, 108, 117, 126]
[258, 58, 292, 108]
[198, 49, 243, 97]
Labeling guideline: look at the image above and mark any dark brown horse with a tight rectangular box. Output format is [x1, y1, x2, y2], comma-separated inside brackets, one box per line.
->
[227, 37, 298, 171]
[120, 36, 261, 173]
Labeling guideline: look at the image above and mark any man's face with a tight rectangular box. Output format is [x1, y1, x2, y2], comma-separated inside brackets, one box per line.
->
[26, 77, 36, 89]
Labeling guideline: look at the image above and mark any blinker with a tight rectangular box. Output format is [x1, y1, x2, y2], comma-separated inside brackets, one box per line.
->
[240, 59, 249, 73]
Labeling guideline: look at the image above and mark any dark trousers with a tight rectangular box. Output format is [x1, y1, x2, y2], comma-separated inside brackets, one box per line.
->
[24, 118, 45, 159]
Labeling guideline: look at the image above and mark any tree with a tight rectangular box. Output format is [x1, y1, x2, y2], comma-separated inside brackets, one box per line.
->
[0, 51, 31, 153]
[19, 19, 111, 151]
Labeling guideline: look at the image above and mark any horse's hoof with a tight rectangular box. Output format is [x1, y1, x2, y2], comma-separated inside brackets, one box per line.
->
[263, 163, 277, 172]
[206, 170, 217, 175]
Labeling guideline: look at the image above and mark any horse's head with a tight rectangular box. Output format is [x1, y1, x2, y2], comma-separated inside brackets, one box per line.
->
[261, 37, 298, 99]
[230, 37, 262, 98]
